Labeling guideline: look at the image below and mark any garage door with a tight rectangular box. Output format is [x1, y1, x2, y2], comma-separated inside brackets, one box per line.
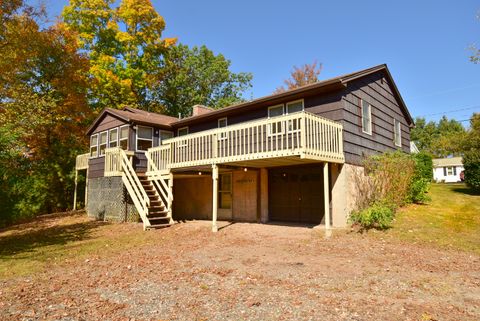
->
[268, 165, 324, 224]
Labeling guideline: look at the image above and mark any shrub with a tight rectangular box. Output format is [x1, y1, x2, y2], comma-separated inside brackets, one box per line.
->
[408, 152, 433, 203]
[463, 149, 480, 191]
[349, 201, 395, 230]
[412, 152, 433, 181]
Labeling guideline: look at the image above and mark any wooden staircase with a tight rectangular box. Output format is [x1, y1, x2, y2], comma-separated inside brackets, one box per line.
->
[137, 172, 173, 229]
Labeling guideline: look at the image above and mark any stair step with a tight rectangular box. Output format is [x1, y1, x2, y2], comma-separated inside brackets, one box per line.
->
[148, 210, 169, 216]
[148, 215, 170, 221]
[147, 223, 172, 229]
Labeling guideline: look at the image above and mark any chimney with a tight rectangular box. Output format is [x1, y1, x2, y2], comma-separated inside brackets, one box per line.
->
[192, 105, 214, 116]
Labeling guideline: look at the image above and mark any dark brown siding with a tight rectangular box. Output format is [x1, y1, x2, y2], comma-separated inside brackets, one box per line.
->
[88, 157, 105, 179]
[91, 114, 126, 134]
[341, 71, 411, 165]
[304, 91, 344, 121]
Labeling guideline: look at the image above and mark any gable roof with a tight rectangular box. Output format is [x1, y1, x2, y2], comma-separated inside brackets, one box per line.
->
[86, 107, 178, 135]
[172, 64, 414, 127]
[433, 157, 463, 167]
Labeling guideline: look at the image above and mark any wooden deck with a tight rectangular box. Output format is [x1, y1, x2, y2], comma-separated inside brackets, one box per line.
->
[146, 111, 344, 175]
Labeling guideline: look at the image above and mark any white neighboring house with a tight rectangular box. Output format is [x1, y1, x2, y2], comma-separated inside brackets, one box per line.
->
[432, 157, 464, 183]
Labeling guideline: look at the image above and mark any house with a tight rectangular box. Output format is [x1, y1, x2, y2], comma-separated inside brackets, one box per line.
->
[74, 64, 414, 231]
[432, 157, 464, 183]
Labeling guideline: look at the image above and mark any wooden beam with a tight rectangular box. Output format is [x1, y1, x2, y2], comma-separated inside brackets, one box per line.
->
[212, 164, 219, 232]
[323, 162, 331, 229]
[73, 170, 78, 211]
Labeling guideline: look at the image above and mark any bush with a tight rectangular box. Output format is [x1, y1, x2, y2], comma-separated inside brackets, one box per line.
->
[463, 149, 480, 191]
[349, 201, 395, 230]
[412, 152, 433, 181]
[408, 152, 433, 203]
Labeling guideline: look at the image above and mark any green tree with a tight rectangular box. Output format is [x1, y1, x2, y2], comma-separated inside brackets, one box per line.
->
[410, 116, 465, 157]
[153, 44, 253, 117]
[62, 0, 176, 110]
[462, 113, 480, 190]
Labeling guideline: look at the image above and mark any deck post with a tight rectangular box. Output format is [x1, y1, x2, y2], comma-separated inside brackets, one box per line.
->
[168, 172, 174, 224]
[84, 167, 89, 209]
[73, 169, 78, 210]
[212, 164, 219, 232]
[323, 162, 331, 229]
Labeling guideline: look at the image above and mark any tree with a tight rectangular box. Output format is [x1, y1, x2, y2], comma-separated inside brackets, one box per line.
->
[274, 61, 322, 93]
[462, 113, 480, 190]
[410, 116, 465, 157]
[153, 44, 252, 117]
[0, 1, 91, 224]
[62, 0, 176, 111]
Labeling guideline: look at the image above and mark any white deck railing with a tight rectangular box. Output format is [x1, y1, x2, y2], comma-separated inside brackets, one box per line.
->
[75, 153, 90, 170]
[147, 111, 344, 174]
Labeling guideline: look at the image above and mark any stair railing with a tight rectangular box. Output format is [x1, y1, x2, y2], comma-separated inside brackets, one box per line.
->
[145, 152, 172, 216]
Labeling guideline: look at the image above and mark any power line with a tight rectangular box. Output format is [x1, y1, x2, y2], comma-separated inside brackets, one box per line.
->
[417, 105, 480, 117]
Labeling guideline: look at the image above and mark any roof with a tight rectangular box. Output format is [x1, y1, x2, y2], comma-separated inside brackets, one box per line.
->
[86, 64, 414, 135]
[433, 157, 463, 167]
[172, 64, 414, 127]
[86, 107, 178, 135]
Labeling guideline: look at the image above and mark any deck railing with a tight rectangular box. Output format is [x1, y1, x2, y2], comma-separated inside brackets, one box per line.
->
[147, 111, 344, 174]
[75, 153, 90, 170]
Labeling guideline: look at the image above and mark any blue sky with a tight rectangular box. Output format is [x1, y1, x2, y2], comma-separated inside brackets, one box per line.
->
[38, 0, 480, 123]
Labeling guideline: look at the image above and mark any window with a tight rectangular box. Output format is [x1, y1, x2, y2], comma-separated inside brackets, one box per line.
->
[178, 127, 189, 136]
[218, 173, 232, 209]
[90, 134, 98, 157]
[394, 119, 402, 147]
[160, 130, 173, 143]
[286, 100, 304, 132]
[218, 117, 228, 140]
[119, 125, 129, 150]
[444, 167, 456, 176]
[361, 99, 372, 135]
[136, 126, 153, 151]
[99, 131, 107, 156]
[286, 100, 304, 114]
[268, 105, 284, 135]
[109, 128, 118, 148]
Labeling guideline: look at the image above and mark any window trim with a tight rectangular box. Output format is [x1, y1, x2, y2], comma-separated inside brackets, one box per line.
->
[393, 118, 402, 147]
[286, 99, 304, 114]
[98, 130, 108, 156]
[218, 117, 228, 140]
[119, 125, 129, 150]
[108, 128, 118, 148]
[361, 99, 372, 135]
[90, 133, 98, 158]
[136, 125, 153, 152]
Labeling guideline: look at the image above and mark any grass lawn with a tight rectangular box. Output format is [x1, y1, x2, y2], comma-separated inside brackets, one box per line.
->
[0, 212, 154, 279]
[386, 183, 480, 255]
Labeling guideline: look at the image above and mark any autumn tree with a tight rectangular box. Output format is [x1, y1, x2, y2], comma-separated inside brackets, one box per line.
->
[62, 0, 176, 111]
[154, 44, 252, 117]
[274, 61, 322, 93]
[0, 1, 90, 224]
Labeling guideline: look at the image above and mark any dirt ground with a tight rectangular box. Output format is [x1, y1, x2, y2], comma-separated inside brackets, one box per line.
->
[1, 215, 479, 321]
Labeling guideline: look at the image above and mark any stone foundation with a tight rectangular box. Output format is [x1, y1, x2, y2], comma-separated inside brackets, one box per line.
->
[86, 177, 139, 222]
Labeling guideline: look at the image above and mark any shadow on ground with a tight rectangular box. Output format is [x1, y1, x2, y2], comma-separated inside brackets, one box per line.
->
[451, 186, 480, 196]
[0, 218, 107, 258]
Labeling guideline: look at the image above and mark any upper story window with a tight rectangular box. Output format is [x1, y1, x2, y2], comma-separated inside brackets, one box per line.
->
[160, 130, 174, 143]
[119, 125, 129, 150]
[90, 134, 98, 158]
[361, 99, 372, 135]
[109, 128, 118, 148]
[218, 117, 227, 139]
[268, 105, 284, 135]
[286, 100, 304, 114]
[394, 119, 402, 147]
[136, 125, 153, 151]
[99, 131, 108, 156]
[178, 127, 189, 137]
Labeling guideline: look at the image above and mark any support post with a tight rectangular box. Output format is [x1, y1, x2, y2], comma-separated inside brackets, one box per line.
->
[323, 162, 331, 230]
[168, 172, 174, 224]
[212, 164, 219, 232]
[73, 170, 78, 210]
[84, 168, 89, 210]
